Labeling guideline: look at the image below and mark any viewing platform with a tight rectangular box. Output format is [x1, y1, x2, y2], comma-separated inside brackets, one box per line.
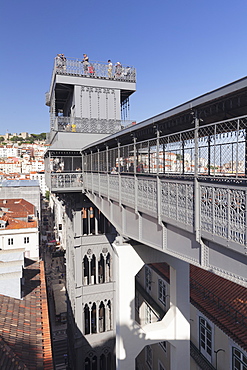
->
[45, 57, 136, 107]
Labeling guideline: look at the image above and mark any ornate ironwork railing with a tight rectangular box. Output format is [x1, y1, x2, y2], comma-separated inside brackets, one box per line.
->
[51, 172, 83, 189]
[83, 172, 247, 248]
[51, 117, 136, 134]
[84, 115, 247, 180]
[53, 57, 136, 83]
[53, 117, 122, 135]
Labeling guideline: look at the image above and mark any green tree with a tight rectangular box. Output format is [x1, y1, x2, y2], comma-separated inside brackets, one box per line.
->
[10, 136, 20, 142]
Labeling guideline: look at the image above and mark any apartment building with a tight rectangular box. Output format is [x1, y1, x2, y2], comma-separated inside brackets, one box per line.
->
[0, 145, 21, 158]
[0, 198, 39, 299]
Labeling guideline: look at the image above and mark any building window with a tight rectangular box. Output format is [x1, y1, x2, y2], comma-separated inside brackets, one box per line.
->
[24, 237, 29, 244]
[145, 266, 152, 291]
[8, 238, 13, 245]
[199, 317, 212, 362]
[59, 224, 62, 230]
[145, 304, 152, 324]
[232, 347, 247, 370]
[158, 279, 166, 306]
[146, 345, 152, 368]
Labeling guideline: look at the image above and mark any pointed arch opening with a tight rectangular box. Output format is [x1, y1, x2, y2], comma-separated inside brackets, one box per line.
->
[84, 304, 90, 335]
[91, 254, 96, 284]
[98, 254, 105, 283]
[85, 357, 90, 370]
[91, 302, 97, 333]
[100, 354, 106, 370]
[99, 301, 105, 333]
[106, 252, 111, 282]
[92, 355, 97, 370]
[83, 255, 89, 285]
[107, 300, 112, 331]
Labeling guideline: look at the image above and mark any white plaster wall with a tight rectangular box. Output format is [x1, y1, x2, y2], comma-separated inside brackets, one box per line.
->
[0, 227, 39, 259]
[0, 271, 22, 299]
[190, 304, 247, 370]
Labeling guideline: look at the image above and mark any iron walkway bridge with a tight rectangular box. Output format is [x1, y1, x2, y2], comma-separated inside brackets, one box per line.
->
[48, 76, 247, 287]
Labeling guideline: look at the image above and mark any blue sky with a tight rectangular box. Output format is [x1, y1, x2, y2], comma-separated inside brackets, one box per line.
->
[1, 0, 247, 134]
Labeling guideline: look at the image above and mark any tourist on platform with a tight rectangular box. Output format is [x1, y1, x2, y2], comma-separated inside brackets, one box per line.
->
[88, 63, 96, 77]
[56, 54, 66, 71]
[108, 60, 113, 78]
[115, 62, 122, 78]
[82, 54, 89, 74]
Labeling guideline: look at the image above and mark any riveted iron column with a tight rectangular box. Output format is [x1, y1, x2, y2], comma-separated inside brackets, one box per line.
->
[208, 134, 211, 176]
[106, 146, 109, 200]
[81, 151, 84, 173]
[97, 148, 100, 192]
[236, 119, 239, 177]
[194, 112, 201, 243]
[213, 123, 216, 177]
[148, 140, 151, 173]
[91, 150, 93, 193]
[157, 129, 161, 223]
[118, 141, 122, 205]
[245, 123, 247, 177]
[83, 152, 86, 190]
[181, 133, 185, 175]
[133, 137, 138, 212]
[48, 151, 52, 191]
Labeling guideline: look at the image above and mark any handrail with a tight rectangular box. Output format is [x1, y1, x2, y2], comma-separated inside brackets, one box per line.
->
[83, 114, 247, 180]
[52, 117, 136, 134]
[53, 56, 136, 83]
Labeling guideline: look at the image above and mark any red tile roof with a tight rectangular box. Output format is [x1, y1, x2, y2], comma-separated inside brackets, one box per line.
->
[190, 265, 247, 351]
[0, 199, 38, 230]
[0, 199, 35, 216]
[0, 336, 28, 369]
[0, 215, 37, 230]
[0, 260, 53, 369]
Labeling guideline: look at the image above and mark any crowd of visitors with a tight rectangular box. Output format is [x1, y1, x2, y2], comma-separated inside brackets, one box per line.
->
[55, 53, 133, 80]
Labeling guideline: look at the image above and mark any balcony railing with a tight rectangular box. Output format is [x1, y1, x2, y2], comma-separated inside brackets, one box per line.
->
[52, 117, 122, 135]
[51, 172, 83, 189]
[52, 117, 137, 134]
[84, 173, 247, 248]
[53, 57, 136, 83]
[84, 115, 247, 179]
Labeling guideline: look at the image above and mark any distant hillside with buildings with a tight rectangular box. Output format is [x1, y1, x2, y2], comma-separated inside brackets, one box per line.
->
[0, 132, 48, 196]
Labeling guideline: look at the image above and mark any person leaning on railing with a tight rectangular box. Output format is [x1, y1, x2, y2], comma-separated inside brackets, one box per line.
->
[82, 54, 89, 74]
